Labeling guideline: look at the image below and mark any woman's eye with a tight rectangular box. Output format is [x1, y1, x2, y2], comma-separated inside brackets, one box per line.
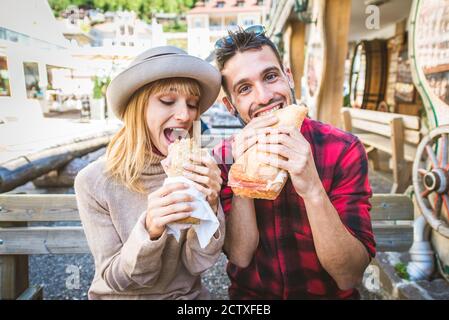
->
[160, 99, 174, 105]
[187, 103, 199, 109]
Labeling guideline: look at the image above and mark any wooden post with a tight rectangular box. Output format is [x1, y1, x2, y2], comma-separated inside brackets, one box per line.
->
[316, 0, 351, 127]
[289, 20, 306, 98]
[0, 221, 29, 299]
[341, 109, 352, 132]
[390, 117, 407, 193]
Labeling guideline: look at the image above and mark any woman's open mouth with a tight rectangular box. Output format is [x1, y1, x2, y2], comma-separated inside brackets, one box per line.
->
[163, 127, 189, 144]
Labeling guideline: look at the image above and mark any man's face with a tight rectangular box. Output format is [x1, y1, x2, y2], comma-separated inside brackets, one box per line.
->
[221, 45, 294, 124]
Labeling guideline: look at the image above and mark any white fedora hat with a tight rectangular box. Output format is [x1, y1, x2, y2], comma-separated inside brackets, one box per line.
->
[106, 46, 221, 120]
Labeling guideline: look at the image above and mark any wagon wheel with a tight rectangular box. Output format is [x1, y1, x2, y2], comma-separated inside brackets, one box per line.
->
[413, 125, 449, 238]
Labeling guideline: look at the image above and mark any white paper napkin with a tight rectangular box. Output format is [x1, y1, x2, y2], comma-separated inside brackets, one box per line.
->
[163, 176, 219, 248]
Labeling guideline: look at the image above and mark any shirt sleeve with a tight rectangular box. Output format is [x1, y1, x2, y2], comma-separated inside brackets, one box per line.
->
[181, 203, 226, 276]
[74, 169, 168, 292]
[328, 137, 376, 258]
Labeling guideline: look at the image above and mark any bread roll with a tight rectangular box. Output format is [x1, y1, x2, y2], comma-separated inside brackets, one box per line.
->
[162, 138, 203, 224]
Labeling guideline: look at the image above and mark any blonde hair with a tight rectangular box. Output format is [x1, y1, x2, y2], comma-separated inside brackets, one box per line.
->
[105, 78, 201, 193]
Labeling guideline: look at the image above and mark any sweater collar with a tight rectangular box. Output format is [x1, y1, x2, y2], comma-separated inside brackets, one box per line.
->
[142, 147, 166, 175]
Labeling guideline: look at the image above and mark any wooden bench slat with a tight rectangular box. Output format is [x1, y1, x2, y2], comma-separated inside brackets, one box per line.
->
[0, 194, 78, 211]
[0, 209, 80, 222]
[370, 194, 414, 221]
[0, 226, 89, 254]
[0, 194, 415, 256]
[372, 225, 413, 252]
[16, 285, 43, 300]
[352, 119, 421, 145]
[354, 133, 417, 161]
[342, 107, 420, 130]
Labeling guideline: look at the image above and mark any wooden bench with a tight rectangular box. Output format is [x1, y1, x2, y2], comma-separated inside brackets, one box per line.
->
[341, 107, 421, 193]
[0, 193, 414, 299]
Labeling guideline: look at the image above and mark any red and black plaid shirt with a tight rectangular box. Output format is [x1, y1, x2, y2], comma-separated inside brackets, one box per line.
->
[212, 118, 376, 299]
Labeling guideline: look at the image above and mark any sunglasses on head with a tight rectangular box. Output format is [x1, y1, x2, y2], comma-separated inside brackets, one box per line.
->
[214, 25, 266, 50]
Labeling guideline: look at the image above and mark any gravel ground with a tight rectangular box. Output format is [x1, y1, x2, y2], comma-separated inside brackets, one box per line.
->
[16, 167, 393, 300]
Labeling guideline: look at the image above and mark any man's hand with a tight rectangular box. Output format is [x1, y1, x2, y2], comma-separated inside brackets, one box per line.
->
[256, 126, 324, 199]
[232, 114, 278, 161]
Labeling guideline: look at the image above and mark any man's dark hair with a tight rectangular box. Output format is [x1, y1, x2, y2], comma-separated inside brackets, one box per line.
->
[215, 28, 284, 96]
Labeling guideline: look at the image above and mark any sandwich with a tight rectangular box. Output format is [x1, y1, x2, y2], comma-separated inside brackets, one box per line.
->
[228, 104, 308, 200]
[162, 137, 204, 224]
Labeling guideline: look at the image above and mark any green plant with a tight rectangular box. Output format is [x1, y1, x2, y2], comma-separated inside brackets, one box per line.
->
[394, 262, 410, 280]
[92, 76, 110, 99]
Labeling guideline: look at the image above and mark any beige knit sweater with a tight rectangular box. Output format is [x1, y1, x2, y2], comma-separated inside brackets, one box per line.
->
[74, 152, 225, 300]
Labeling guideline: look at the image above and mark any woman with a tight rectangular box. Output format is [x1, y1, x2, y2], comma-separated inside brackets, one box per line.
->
[74, 46, 224, 300]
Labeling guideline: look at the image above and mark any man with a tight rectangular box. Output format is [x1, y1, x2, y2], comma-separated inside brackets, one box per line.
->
[212, 26, 376, 299]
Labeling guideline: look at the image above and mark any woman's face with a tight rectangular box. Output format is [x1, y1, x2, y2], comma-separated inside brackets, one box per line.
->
[146, 90, 200, 156]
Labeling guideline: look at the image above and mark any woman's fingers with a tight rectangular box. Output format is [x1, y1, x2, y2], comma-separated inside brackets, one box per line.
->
[148, 182, 189, 200]
[156, 201, 193, 217]
[155, 211, 194, 228]
[149, 192, 193, 210]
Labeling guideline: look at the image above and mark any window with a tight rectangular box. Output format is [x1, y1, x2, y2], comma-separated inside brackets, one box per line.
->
[236, 0, 245, 7]
[194, 18, 204, 28]
[256, 0, 264, 5]
[128, 25, 134, 35]
[216, 1, 225, 8]
[23, 62, 40, 98]
[210, 17, 221, 30]
[225, 17, 237, 26]
[0, 56, 11, 96]
[243, 19, 254, 26]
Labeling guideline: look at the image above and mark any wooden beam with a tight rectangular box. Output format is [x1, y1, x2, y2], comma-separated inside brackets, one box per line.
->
[0, 221, 28, 299]
[372, 225, 413, 252]
[16, 285, 43, 300]
[0, 209, 80, 222]
[0, 227, 89, 254]
[370, 194, 414, 221]
[289, 20, 306, 98]
[316, 0, 351, 127]
[0, 136, 110, 193]
[341, 109, 352, 132]
[0, 194, 78, 211]
[390, 117, 409, 193]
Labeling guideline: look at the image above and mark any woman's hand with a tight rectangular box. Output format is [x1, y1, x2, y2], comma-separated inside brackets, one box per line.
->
[146, 182, 194, 240]
[182, 153, 223, 213]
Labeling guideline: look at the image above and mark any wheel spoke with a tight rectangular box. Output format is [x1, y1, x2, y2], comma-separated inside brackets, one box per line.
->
[433, 194, 442, 217]
[441, 133, 448, 168]
[426, 145, 438, 168]
[418, 168, 427, 176]
[421, 189, 432, 198]
[443, 194, 449, 219]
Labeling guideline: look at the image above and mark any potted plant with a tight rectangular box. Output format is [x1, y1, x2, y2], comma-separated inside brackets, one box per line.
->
[91, 75, 110, 120]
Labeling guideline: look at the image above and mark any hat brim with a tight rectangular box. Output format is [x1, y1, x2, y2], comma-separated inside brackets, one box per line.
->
[106, 54, 222, 120]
